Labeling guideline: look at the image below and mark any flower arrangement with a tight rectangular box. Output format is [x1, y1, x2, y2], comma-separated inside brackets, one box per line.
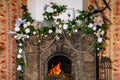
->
[9, 2, 108, 79]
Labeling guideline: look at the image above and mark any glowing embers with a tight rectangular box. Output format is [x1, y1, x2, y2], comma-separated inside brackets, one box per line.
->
[48, 62, 62, 76]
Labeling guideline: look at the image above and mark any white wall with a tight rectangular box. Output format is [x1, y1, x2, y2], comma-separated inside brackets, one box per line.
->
[28, 0, 86, 21]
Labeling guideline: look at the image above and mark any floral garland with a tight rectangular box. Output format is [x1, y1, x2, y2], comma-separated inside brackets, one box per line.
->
[9, 2, 107, 79]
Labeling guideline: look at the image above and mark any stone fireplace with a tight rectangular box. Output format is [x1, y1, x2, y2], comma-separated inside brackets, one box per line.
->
[23, 32, 97, 80]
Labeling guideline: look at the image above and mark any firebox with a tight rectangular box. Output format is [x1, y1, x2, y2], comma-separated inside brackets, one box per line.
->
[47, 55, 73, 80]
[48, 55, 72, 74]
[24, 32, 97, 80]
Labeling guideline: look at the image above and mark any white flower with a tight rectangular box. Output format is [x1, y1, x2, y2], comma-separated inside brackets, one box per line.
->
[33, 31, 36, 34]
[100, 30, 105, 35]
[26, 35, 29, 38]
[17, 54, 22, 58]
[63, 24, 68, 30]
[98, 29, 102, 31]
[14, 35, 17, 39]
[48, 29, 53, 33]
[44, 35, 48, 37]
[74, 29, 78, 32]
[97, 48, 100, 50]
[25, 28, 30, 33]
[69, 33, 71, 36]
[27, 22, 30, 26]
[54, 9, 57, 12]
[23, 23, 27, 28]
[18, 48, 23, 53]
[46, 6, 54, 13]
[97, 37, 103, 43]
[18, 43, 22, 46]
[17, 65, 22, 71]
[38, 40, 41, 43]
[59, 25, 62, 28]
[56, 27, 62, 34]
[15, 27, 20, 32]
[92, 26, 97, 31]
[88, 23, 93, 28]
[44, 15, 47, 19]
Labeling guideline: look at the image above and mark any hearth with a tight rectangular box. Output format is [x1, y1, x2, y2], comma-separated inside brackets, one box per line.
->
[23, 32, 97, 80]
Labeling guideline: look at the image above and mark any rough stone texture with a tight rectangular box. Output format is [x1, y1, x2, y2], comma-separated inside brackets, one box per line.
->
[23, 32, 96, 80]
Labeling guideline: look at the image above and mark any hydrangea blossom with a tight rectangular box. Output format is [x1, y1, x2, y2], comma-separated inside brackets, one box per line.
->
[46, 6, 54, 13]
[88, 23, 93, 28]
[15, 27, 20, 32]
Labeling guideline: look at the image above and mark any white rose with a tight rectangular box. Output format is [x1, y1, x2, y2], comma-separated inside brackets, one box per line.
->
[15, 27, 20, 32]
[92, 26, 97, 31]
[25, 28, 30, 33]
[23, 23, 27, 28]
[88, 23, 93, 28]
[33, 31, 36, 34]
[48, 29, 53, 33]
[17, 54, 22, 58]
[97, 48, 100, 50]
[18, 48, 23, 53]
[27, 22, 30, 26]
[18, 43, 22, 46]
[46, 6, 54, 13]
[26, 35, 29, 38]
[17, 65, 22, 71]
[63, 24, 68, 30]
[97, 37, 103, 43]
[74, 29, 78, 32]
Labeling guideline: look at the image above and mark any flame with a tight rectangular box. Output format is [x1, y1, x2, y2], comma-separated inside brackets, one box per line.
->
[48, 62, 62, 76]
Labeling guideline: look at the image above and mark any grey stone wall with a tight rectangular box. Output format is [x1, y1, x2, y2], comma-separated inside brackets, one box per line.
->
[23, 32, 96, 80]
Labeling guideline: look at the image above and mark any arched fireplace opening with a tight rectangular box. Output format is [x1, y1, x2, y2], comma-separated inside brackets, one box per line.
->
[48, 55, 72, 75]
[47, 55, 73, 80]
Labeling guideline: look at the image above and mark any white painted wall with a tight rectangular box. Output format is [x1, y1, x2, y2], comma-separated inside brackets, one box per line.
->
[28, 0, 86, 21]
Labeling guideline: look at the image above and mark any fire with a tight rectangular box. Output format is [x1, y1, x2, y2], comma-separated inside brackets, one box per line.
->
[48, 62, 62, 76]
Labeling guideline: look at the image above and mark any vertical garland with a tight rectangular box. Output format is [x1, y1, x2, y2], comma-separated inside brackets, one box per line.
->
[0, 0, 27, 80]
[87, 0, 120, 80]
